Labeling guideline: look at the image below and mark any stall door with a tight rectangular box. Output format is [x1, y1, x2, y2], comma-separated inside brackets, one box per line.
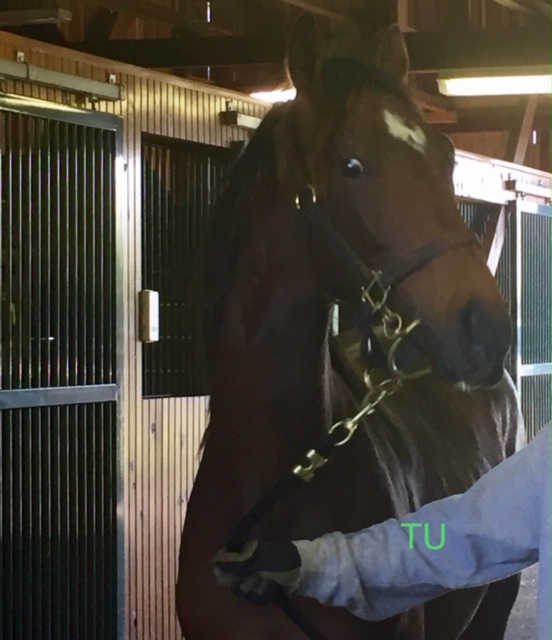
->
[0, 95, 123, 640]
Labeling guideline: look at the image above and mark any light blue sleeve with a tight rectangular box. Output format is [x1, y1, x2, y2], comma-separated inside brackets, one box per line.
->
[293, 424, 550, 622]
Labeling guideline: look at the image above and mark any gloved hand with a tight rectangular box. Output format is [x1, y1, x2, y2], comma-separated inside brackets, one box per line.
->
[212, 540, 302, 605]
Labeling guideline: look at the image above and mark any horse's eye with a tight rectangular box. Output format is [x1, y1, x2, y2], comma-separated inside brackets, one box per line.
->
[342, 158, 365, 178]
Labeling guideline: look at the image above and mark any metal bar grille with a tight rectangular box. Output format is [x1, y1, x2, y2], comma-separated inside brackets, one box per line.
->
[0, 112, 116, 390]
[521, 375, 552, 441]
[142, 137, 231, 398]
[458, 201, 516, 377]
[0, 402, 118, 640]
[0, 100, 120, 640]
[520, 211, 551, 365]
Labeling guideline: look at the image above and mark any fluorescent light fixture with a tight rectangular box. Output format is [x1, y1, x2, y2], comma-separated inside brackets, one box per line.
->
[250, 88, 297, 103]
[438, 66, 551, 97]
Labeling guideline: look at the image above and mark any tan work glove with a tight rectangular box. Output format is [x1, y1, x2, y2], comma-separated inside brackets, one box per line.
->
[213, 540, 302, 605]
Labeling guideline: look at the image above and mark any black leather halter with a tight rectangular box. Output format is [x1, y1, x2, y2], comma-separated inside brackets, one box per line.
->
[296, 186, 477, 297]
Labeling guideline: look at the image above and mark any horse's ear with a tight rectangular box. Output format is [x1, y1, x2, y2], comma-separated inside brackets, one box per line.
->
[376, 24, 409, 83]
[286, 14, 318, 95]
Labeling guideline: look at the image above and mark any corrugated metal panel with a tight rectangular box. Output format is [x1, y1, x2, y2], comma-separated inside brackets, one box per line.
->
[0, 101, 120, 639]
[521, 376, 551, 442]
[521, 212, 551, 365]
[495, 209, 516, 378]
[458, 201, 517, 378]
[0, 112, 116, 390]
[458, 200, 486, 242]
[0, 402, 118, 640]
[141, 138, 231, 398]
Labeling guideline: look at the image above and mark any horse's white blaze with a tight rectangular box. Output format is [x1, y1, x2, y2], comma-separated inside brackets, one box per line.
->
[383, 109, 427, 154]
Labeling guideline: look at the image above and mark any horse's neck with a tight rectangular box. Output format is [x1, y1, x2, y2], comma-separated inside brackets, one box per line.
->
[208, 193, 340, 478]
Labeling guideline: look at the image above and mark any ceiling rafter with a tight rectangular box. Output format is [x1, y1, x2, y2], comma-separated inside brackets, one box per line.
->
[275, 0, 363, 20]
[492, 0, 551, 18]
[96, 0, 208, 33]
[78, 27, 550, 73]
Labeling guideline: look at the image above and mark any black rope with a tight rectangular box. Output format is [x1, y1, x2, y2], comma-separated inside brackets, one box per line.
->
[225, 426, 354, 640]
[227, 427, 349, 552]
[274, 590, 331, 640]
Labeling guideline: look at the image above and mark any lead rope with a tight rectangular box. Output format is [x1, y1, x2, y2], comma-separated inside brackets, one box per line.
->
[224, 189, 433, 639]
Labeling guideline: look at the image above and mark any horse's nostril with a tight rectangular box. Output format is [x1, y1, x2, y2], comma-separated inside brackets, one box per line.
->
[461, 300, 483, 343]
[460, 299, 510, 366]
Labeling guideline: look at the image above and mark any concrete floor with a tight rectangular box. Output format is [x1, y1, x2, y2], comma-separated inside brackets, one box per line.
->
[504, 565, 538, 640]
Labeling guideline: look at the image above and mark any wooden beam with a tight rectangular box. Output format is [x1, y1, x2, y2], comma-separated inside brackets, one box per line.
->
[504, 95, 539, 164]
[411, 88, 452, 112]
[77, 28, 551, 72]
[406, 27, 550, 73]
[424, 110, 458, 124]
[484, 205, 507, 276]
[276, 0, 362, 20]
[484, 96, 538, 274]
[439, 107, 551, 133]
[0, 8, 72, 26]
[397, 0, 415, 31]
[96, 0, 207, 33]
[80, 35, 287, 66]
[84, 7, 120, 45]
[492, 0, 551, 18]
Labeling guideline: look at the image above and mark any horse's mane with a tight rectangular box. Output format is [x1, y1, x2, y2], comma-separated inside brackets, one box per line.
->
[202, 102, 294, 375]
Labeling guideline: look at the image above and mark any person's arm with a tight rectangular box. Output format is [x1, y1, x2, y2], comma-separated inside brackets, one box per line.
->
[294, 424, 549, 621]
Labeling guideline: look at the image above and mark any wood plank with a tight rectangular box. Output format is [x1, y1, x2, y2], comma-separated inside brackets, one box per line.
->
[411, 88, 453, 112]
[424, 109, 458, 124]
[276, 0, 362, 20]
[484, 205, 507, 276]
[0, 8, 72, 26]
[492, 0, 551, 17]
[76, 27, 551, 72]
[97, 0, 207, 33]
[84, 7, 120, 45]
[484, 96, 538, 274]
[79, 35, 287, 67]
[504, 95, 539, 165]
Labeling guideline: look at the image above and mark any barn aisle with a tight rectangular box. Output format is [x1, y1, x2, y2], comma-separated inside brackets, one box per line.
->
[505, 566, 538, 640]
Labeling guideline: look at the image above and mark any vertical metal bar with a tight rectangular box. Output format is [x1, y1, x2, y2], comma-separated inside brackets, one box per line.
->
[31, 407, 43, 639]
[76, 125, 86, 387]
[159, 145, 167, 395]
[42, 404, 52, 640]
[31, 117, 41, 390]
[96, 131, 105, 386]
[24, 115, 33, 390]
[15, 115, 23, 390]
[78, 403, 88, 639]
[88, 128, 97, 385]
[52, 120, 61, 389]
[61, 122, 70, 388]
[514, 199, 522, 391]
[51, 403, 61, 640]
[42, 117, 52, 388]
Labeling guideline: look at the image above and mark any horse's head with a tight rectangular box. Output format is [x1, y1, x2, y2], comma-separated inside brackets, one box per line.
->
[286, 16, 510, 388]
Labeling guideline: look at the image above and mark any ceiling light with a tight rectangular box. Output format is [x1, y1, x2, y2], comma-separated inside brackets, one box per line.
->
[438, 67, 551, 97]
[250, 88, 297, 103]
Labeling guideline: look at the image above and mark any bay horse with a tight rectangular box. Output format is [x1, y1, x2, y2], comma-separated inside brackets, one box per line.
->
[177, 15, 524, 640]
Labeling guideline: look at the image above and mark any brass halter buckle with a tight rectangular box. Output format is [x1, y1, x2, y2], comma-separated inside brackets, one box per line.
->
[361, 272, 390, 312]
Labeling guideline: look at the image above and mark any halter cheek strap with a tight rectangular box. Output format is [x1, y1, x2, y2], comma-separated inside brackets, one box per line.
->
[296, 186, 478, 294]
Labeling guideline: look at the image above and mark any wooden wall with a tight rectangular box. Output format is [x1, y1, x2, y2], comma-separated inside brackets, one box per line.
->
[0, 29, 267, 640]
